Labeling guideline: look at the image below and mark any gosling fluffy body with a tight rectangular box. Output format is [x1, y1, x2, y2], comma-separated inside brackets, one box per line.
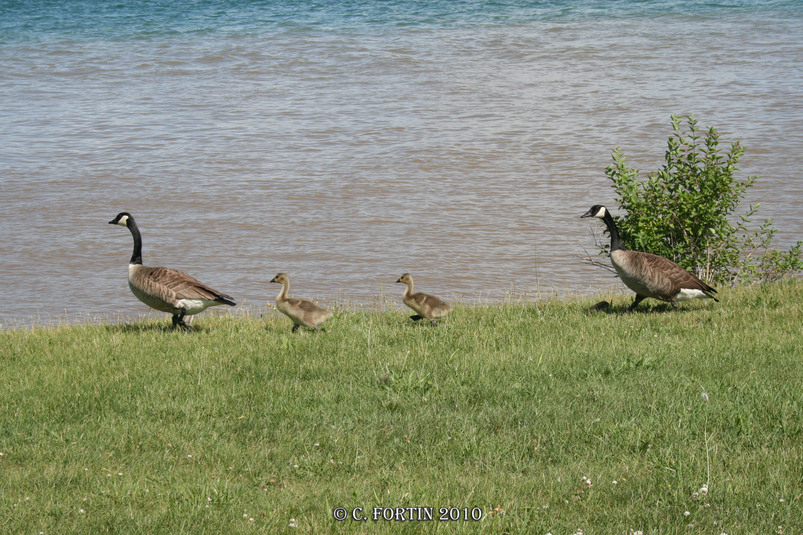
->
[270, 273, 332, 332]
[396, 273, 452, 324]
[109, 212, 236, 330]
[581, 205, 718, 310]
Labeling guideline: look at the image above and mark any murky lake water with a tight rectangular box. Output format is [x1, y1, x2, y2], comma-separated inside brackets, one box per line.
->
[1, 1, 801, 326]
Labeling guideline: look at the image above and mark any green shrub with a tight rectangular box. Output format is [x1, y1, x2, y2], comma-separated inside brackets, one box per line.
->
[602, 115, 802, 284]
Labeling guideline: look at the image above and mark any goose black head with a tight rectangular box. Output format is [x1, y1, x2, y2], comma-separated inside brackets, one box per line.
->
[109, 212, 133, 226]
[581, 205, 608, 219]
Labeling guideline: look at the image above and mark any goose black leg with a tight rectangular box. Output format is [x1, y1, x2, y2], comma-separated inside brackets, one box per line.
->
[172, 309, 194, 332]
[628, 294, 646, 311]
[292, 324, 300, 333]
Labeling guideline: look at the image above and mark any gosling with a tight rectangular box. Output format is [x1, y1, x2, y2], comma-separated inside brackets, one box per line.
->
[270, 273, 332, 332]
[396, 272, 452, 325]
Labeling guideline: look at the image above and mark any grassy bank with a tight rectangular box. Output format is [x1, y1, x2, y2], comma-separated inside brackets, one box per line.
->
[1, 282, 801, 534]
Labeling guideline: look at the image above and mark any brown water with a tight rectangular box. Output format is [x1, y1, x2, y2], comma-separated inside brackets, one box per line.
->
[2, 11, 802, 326]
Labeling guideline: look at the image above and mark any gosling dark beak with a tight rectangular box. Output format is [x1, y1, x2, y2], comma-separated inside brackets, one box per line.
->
[270, 276, 278, 283]
[395, 278, 402, 283]
[580, 209, 594, 218]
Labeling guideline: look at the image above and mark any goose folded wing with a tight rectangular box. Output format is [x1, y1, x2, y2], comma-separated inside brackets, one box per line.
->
[145, 267, 232, 303]
[639, 253, 714, 296]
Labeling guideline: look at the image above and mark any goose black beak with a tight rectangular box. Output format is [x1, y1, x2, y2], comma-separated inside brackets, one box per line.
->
[580, 209, 594, 218]
[108, 219, 116, 224]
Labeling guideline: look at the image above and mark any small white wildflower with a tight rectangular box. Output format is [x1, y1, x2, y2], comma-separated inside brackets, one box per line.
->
[702, 392, 709, 402]
[118, 472, 122, 476]
[700, 485, 708, 495]
[248, 518, 254, 524]
[612, 480, 618, 485]
[684, 511, 690, 517]
[79, 509, 85, 514]
[693, 492, 700, 500]
[187, 454, 192, 458]
[779, 498, 785, 503]
[293, 464, 299, 468]
[25, 497, 30, 501]
[243, 513, 248, 518]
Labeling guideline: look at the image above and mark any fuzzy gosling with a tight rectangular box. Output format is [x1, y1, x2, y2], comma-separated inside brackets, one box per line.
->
[109, 212, 236, 331]
[270, 273, 332, 332]
[581, 204, 718, 310]
[396, 273, 452, 325]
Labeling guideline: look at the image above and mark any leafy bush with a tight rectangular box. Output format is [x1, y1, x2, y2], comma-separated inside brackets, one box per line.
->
[600, 115, 802, 284]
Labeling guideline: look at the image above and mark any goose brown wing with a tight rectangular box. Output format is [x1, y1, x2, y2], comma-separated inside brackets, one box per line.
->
[142, 266, 235, 304]
[638, 253, 717, 296]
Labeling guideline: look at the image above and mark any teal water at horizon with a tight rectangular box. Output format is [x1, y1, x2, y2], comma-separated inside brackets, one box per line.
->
[3, 0, 801, 42]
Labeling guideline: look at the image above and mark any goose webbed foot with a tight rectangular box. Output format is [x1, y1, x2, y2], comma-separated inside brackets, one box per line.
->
[291, 324, 300, 333]
[409, 315, 423, 321]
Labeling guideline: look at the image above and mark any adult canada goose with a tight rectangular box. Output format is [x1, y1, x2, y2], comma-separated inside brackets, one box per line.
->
[109, 212, 236, 330]
[396, 273, 452, 324]
[581, 205, 718, 310]
[270, 273, 332, 332]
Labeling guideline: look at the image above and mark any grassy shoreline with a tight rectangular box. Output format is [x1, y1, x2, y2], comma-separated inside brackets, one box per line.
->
[1, 282, 801, 533]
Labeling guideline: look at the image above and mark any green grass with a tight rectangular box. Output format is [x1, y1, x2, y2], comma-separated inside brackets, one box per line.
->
[1, 282, 801, 534]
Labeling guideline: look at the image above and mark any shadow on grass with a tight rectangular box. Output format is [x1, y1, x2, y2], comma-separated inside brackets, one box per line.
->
[587, 300, 692, 315]
[104, 322, 205, 334]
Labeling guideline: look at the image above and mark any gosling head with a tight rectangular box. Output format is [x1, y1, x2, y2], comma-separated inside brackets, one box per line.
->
[581, 205, 608, 219]
[396, 273, 412, 285]
[109, 212, 132, 227]
[270, 273, 288, 284]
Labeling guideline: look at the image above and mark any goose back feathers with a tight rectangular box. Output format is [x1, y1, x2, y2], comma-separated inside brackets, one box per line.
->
[396, 273, 452, 324]
[581, 205, 718, 310]
[270, 273, 332, 332]
[109, 212, 235, 330]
